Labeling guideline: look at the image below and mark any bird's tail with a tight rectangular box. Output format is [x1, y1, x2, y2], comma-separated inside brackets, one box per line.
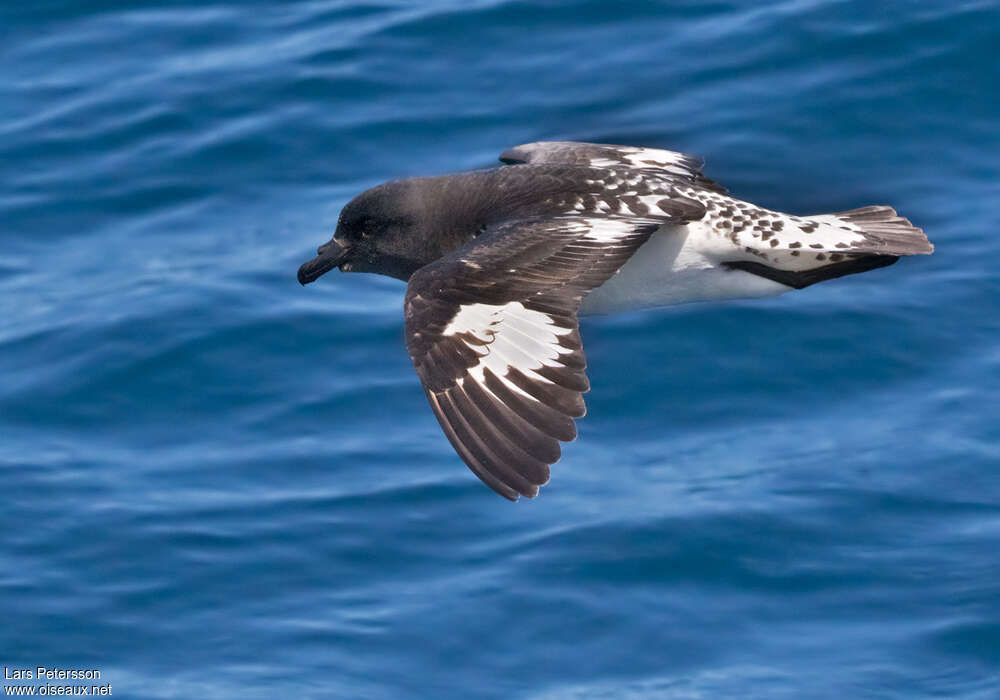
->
[723, 205, 932, 289]
[826, 205, 933, 256]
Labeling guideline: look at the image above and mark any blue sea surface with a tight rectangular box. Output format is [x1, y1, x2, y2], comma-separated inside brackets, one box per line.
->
[2, 1, 999, 697]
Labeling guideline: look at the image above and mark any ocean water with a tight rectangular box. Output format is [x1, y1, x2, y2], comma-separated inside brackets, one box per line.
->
[2, 0, 999, 697]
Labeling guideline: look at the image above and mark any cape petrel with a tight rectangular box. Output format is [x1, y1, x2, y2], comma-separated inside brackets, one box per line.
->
[298, 141, 933, 500]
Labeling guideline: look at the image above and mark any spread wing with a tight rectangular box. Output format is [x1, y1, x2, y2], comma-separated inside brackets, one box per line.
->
[499, 140, 727, 194]
[404, 216, 669, 500]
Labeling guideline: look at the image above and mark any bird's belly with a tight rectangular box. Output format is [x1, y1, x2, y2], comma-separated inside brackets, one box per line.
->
[580, 224, 792, 315]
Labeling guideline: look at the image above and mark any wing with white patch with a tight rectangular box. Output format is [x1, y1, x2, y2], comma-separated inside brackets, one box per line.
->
[499, 140, 727, 193]
[404, 216, 660, 500]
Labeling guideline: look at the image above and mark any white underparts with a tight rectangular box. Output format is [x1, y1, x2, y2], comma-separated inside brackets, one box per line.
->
[581, 224, 792, 315]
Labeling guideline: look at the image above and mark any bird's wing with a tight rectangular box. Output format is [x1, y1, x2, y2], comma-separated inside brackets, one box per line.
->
[499, 140, 727, 194]
[404, 216, 671, 500]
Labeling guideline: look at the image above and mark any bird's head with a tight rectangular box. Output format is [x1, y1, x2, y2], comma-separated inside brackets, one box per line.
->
[298, 180, 434, 284]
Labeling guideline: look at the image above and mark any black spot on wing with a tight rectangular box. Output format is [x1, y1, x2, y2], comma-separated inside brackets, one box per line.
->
[656, 196, 707, 219]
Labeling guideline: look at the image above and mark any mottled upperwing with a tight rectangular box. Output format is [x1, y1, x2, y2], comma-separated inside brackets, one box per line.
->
[499, 140, 728, 194]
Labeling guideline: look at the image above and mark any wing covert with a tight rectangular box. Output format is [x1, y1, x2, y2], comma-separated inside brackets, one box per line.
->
[499, 140, 727, 194]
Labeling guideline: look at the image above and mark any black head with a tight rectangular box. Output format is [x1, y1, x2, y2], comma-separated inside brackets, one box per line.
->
[298, 180, 437, 284]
